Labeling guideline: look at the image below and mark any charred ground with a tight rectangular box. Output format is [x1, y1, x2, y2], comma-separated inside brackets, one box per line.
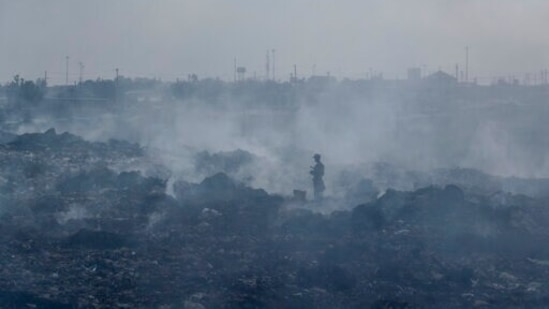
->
[0, 129, 549, 308]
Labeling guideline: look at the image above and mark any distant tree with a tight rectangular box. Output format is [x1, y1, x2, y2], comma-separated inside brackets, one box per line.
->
[20, 80, 44, 102]
[129, 77, 162, 90]
[6, 75, 45, 106]
[91, 79, 116, 99]
[230, 79, 296, 107]
[3, 75, 46, 122]
[171, 80, 196, 99]
[194, 78, 225, 102]
[76, 79, 115, 99]
[188, 74, 198, 83]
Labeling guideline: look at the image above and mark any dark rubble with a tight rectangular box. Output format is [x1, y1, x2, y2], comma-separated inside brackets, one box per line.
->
[1, 131, 549, 308]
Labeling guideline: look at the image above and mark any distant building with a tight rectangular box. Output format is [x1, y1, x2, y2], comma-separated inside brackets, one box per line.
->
[407, 67, 422, 81]
[237, 67, 246, 81]
[307, 75, 337, 89]
[424, 70, 457, 86]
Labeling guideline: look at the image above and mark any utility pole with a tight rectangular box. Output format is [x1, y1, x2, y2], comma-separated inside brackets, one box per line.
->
[79, 62, 84, 84]
[272, 49, 276, 81]
[465, 46, 469, 83]
[115, 68, 119, 103]
[65, 56, 70, 85]
[265, 50, 270, 81]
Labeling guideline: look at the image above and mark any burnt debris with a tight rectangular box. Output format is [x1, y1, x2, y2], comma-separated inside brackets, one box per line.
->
[1, 130, 549, 307]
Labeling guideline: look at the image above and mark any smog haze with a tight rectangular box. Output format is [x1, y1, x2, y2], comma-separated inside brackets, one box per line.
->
[1, 0, 549, 84]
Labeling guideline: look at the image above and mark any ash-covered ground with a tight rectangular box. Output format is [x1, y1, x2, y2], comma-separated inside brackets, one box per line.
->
[1, 128, 549, 308]
[2, 78, 549, 308]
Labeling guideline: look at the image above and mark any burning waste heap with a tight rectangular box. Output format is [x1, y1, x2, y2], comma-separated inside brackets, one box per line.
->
[1, 129, 549, 308]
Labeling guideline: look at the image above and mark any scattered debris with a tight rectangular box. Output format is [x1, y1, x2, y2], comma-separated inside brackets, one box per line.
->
[0, 129, 549, 307]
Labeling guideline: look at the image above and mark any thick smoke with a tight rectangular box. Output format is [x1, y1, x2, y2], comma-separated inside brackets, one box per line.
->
[9, 79, 549, 202]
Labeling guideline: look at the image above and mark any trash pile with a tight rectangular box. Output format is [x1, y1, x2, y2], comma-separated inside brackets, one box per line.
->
[1, 129, 549, 308]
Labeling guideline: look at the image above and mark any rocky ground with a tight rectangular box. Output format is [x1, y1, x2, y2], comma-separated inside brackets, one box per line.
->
[1, 129, 549, 308]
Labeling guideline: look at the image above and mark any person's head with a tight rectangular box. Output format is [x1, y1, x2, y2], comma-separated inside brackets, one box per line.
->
[313, 153, 321, 162]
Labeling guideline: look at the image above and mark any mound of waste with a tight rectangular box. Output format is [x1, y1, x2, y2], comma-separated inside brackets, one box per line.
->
[8, 128, 143, 156]
[1, 129, 549, 307]
[194, 149, 255, 175]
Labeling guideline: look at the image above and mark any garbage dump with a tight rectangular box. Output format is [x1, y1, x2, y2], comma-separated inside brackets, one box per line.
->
[1, 129, 549, 308]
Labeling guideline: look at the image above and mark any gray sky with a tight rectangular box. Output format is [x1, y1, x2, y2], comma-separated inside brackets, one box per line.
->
[1, 0, 549, 84]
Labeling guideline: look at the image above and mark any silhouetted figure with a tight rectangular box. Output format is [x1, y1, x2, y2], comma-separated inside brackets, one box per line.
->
[310, 153, 325, 201]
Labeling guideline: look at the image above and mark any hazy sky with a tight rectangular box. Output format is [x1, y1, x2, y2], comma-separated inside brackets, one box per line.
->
[1, 0, 549, 84]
